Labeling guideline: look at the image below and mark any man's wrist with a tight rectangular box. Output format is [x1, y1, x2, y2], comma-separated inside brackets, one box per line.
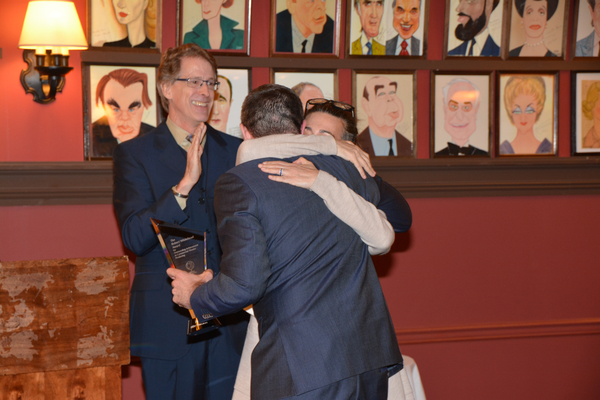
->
[172, 185, 189, 198]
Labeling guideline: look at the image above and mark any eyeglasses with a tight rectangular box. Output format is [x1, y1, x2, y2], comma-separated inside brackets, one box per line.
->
[175, 77, 220, 91]
[305, 98, 355, 118]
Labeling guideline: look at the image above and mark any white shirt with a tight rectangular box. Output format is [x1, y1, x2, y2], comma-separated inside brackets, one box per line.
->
[291, 18, 315, 53]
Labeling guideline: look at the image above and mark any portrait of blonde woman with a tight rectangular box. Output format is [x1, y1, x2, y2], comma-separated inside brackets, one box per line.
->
[582, 81, 600, 148]
[182, 0, 245, 50]
[499, 75, 554, 155]
[103, 0, 157, 48]
[508, 0, 564, 57]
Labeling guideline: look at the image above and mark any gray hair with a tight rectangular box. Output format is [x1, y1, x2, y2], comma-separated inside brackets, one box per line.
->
[442, 78, 480, 109]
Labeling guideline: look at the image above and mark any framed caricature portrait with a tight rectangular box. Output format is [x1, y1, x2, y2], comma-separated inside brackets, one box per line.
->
[179, 0, 250, 54]
[444, 0, 505, 58]
[353, 71, 415, 157]
[347, 0, 428, 57]
[573, 0, 600, 58]
[506, 0, 568, 58]
[273, 70, 337, 110]
[84, 65, 159, 159]
[432, 72, 492, 157]
[209, 68, 251, 139]
[89, 0, 161, 49]
[572, 72, 600, 154]
[271, 0, 341, 56]
[497, 72, 557, 156]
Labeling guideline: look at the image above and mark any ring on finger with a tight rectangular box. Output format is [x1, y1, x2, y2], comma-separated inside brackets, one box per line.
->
[279, 168, 283, 176]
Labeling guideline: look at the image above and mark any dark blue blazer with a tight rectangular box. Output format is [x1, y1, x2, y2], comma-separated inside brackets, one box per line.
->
[192, 155, 403, 400]
[113, 122, 246, 360]
[275, 9, 334, 53]
[448, 35, 500, 56]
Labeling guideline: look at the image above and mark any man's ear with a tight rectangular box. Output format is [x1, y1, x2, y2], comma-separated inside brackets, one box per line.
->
[240, 124, 254, 140]
[300, 120, 307, 135]
[361, 96, 371, 117]
[287, 0, 296, 15]
[161, 83, 173, 101]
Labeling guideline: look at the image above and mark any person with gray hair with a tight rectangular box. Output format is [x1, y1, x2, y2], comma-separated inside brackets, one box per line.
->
[291, 81, 324, 110]
[385, 0, 422, 56]
[575, 0, 600, 56]
[435, 78, 488, 156]
[352, 0, 386, 55]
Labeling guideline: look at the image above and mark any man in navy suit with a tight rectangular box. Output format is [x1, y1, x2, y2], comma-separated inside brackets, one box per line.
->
[448, 0, 500, 57]
[385, 0, 422, 56]
[276, 0, 335, 53]
[169, 84, 403, 399]
[113, 44, 248, 400]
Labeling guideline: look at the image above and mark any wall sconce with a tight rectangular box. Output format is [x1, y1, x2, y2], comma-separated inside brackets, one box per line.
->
[18, 1, 88, 104]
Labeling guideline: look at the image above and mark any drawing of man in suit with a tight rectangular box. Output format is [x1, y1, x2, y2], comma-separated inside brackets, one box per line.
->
[435, 78, 489, 156]
[357, 76, 412, 156]
[91, 68, 155, 157]
[168, 83, 403, 399]
[576, 0, 600, 57]
[275, 0, 335, 53]
[351, 0, 385, 55]
[385, 0, 422, 56]
[448, 0, 501, 56]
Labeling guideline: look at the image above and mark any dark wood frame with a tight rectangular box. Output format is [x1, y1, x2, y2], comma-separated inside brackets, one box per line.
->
[505, 0, 570, 59]
[271, 69, 339, 100]
[443, 0, 508, 59]
[177, 0, 251, 55]
[82, 63, 162, 160]
[496, 71, 558, 157]
[571, 71, 600, 156]
[430, 71, 494, 157]
[346, 0, 430, 58]
[87, 0, 162, 50]
[270, 0, 341, 57]
[352, 70, 417, 158]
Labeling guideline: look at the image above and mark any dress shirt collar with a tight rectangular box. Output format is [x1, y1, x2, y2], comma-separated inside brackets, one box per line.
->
[291, 18, 315, 53]
[361, 31, 374, 54]
[395, 37, 413, 55]
[167, 117, 207, 151]
[471, 29, 490, 57]
[369, 127, 396, 156]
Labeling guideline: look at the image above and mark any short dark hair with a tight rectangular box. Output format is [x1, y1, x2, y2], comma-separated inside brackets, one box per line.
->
[96, 68, 152, 109]
[157, 44, 218, 111]
[304, 103, 358, 143]
[587, 0, 596, 9]
[241, 84, 304, 138]
[514, 0, 559, 19]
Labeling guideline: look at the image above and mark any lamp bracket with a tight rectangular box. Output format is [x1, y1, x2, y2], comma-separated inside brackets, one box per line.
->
[20, 49, 70, 104]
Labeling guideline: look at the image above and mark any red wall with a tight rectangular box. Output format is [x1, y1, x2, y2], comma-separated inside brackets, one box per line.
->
[1, 0, 599, 399]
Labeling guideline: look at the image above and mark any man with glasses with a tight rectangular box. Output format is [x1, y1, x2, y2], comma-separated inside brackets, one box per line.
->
[113, 43, 248, 400]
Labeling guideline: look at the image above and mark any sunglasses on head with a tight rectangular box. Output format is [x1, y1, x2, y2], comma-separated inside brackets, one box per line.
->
[305, 98, 355, 118]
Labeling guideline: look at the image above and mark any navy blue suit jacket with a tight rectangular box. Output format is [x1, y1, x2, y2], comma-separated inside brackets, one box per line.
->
[275, 9, 334, 53]
[448, 34, 500, 56]
[113, 122, 247, 360]
[191, 155, 402, 400]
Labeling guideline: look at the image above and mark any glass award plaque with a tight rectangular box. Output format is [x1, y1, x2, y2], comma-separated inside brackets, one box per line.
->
[151, 218, 221, 336]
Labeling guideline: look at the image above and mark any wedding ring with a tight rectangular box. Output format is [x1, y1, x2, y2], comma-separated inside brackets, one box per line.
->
[279, 168, 283, 176]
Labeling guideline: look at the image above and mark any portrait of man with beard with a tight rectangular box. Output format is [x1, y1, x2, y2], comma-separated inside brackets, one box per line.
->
[447, 0, 503, 57]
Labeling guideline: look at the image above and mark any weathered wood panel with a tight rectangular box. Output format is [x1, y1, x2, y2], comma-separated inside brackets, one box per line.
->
[0, 257, 130, 376]
[0, 365, 121, 400]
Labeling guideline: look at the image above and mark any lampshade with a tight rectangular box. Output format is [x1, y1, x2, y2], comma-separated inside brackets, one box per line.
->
[18, 1, 88, 50]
